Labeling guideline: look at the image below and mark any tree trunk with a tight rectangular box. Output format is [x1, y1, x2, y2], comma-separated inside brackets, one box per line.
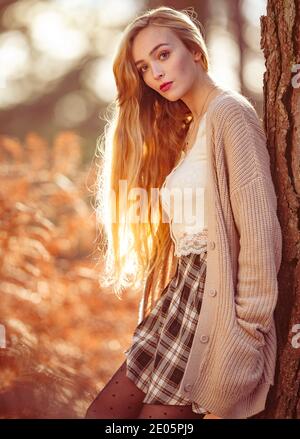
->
[259, 0, 300, 419]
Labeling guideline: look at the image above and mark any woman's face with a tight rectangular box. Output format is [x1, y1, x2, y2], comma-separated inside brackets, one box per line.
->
[132, 25, 202, 101]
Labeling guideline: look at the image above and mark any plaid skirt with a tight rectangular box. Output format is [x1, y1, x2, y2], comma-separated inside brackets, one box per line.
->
[124, 249, 209, 415]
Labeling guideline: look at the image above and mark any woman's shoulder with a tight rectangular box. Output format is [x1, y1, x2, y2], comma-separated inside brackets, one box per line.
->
[208, 88, 262, 129]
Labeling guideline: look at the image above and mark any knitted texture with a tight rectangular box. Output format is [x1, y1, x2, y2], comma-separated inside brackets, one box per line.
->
[140, 88, 283, 419]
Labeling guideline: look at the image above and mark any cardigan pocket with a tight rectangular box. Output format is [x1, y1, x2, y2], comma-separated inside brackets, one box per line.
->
[232, 322, 265, 387]
[234, 318, 266, 351]
[212, 326, 265, 401]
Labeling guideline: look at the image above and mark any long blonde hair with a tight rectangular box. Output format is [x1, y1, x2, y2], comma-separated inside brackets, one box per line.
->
[95, 6, 210, 322]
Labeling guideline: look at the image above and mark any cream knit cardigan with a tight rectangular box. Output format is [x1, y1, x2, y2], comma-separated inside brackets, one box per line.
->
[139, 88, 283, 419]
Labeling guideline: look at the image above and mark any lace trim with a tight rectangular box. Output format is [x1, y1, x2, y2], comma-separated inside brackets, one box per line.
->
[174, 229, 208, 257]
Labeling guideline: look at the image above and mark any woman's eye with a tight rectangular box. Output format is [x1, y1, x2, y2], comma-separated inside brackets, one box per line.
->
[159, 50, 170, 60]
[139, 65, 148, 74]
[139, 51, 170, 75]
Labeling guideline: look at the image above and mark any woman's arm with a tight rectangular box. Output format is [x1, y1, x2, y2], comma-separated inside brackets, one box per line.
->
[221, 97, 283, 349]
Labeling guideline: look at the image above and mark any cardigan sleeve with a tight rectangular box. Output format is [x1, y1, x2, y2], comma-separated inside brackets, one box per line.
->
[222, 100, 282, 349]
[230, 177, 282, 349]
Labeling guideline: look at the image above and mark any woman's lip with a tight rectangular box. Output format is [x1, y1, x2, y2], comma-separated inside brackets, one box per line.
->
[160, 82, 173, 91]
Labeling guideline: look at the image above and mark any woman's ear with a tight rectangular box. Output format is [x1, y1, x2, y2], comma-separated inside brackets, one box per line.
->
[192, 50, 203, 63]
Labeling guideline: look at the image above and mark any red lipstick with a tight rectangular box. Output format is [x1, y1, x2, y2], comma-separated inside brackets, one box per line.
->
[160, 81, 173, 91]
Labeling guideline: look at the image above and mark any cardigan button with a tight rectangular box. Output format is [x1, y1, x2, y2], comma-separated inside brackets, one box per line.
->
[209, 241, 215, 250]
[184, 383, 193, 392]
[208, 289, 217, 297]
[200, 335, 209, 343]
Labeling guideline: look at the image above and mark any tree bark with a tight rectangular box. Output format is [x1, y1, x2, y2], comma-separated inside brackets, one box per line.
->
[259, 0, 300, 419]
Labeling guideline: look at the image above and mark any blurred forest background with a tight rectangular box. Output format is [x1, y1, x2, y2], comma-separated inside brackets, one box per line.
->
[0, 0, 267, 418]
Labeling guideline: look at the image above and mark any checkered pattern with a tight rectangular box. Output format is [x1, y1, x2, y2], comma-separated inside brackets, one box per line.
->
[124, 250, 209, 415]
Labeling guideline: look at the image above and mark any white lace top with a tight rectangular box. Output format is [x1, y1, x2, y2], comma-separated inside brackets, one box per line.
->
[160, 113, 208, 257]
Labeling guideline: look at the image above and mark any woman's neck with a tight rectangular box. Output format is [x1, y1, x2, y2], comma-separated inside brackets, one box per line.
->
[180, 72, 223, 120]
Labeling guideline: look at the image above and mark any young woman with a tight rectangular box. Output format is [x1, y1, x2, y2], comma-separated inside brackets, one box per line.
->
[85, 6, 282, 420]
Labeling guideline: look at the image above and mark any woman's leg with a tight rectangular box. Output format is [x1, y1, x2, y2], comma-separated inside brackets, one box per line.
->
[85, 359, 146, 419]
[84, 358, 205, 419]
[137, 403, 205, 419]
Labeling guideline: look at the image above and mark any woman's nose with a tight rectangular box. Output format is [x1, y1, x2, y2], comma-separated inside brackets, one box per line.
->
[152, 65, 164, 80]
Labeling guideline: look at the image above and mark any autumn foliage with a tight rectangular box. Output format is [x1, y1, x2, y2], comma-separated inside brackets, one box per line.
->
[0, 132, 139, 419]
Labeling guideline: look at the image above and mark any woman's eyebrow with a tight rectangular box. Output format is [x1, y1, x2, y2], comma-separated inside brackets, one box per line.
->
[135, 43, 170, 66]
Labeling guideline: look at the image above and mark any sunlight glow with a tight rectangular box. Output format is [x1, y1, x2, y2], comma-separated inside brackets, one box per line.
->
[241, 0, 267, 26]
[208, 26, 241, 91]
[0, 0, 144, 109]
[30, 10, 89, 60]
[0, 31, 30, 80]
[81, 58, 117, 103]
[243, 52, 265, 94]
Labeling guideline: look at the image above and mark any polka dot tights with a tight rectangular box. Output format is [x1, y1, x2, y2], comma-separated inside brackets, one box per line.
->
[84, 359, 204, 419]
